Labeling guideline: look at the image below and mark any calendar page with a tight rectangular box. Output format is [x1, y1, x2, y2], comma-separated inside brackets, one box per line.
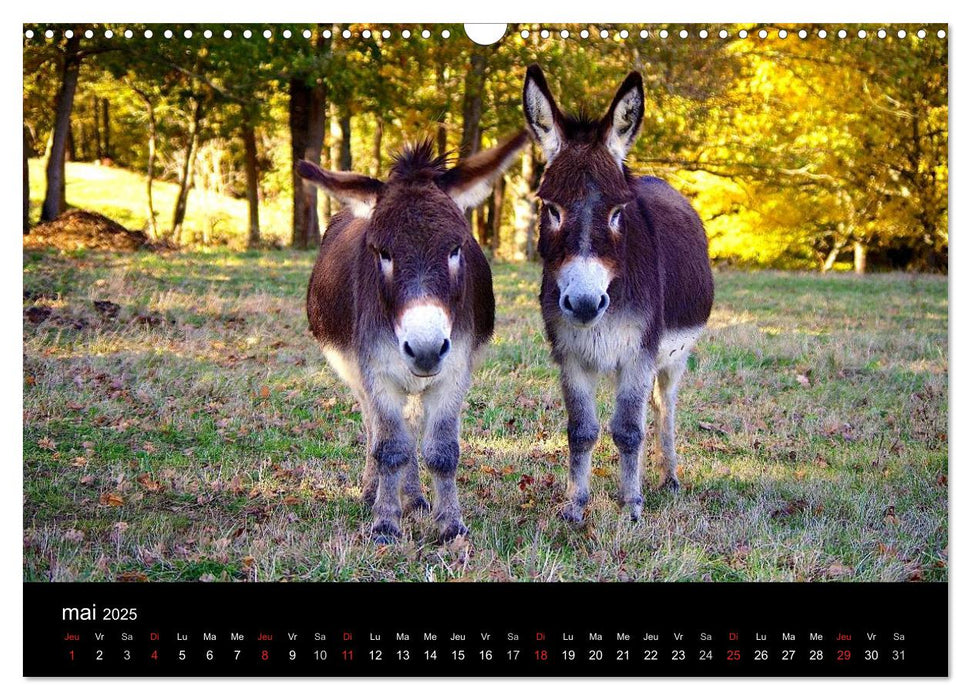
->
[21, 18, 948, 678]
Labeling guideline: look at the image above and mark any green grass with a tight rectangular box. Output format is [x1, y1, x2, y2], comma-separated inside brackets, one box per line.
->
[23, 249, 948, 582]
[28, 159, 291, 246]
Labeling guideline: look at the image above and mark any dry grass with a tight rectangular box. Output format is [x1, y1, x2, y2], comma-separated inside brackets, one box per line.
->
[23, 249, 948, 582]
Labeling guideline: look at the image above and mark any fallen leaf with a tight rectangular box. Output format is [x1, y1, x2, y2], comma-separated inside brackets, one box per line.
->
[72, 456, 88, 467]
[99, 492, 124, 507]
[79, 475, 95, 486]
[136, 473, 162, 492]
[38, 437, 56, 451]
[117, 571, 148, 582]
[259, 385, 271, 399]
[698, 421, 729, 436]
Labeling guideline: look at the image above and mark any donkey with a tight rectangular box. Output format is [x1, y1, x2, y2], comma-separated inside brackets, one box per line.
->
[522, 65, 714, 523]
[297, 133, 527, 543]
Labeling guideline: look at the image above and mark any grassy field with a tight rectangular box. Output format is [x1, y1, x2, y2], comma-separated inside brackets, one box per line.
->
[23, 249, 947, 582]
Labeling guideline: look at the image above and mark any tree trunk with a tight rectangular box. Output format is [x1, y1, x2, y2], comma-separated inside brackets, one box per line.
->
[131, 86, 160, 240]
[854, 241, 867, 274]
[23, 125, 30, 234]
[436, 61, 449, 157]
[67, 123, 76, 162]
[171, 95, 203, 243]
[516, 147, 540, 260]
[41, 33, 82, 222]
[242, 115, 261, 248]
[372, 117, 383, 176]
[91, 94, 102, 160]
[100, 98, 110, 161]
[490, 175, 506, 256]
[459, 51, 488, 159]
[821, 238, 845, 273]
[289, 78, 326, 249]
[338, 110, 352, 171]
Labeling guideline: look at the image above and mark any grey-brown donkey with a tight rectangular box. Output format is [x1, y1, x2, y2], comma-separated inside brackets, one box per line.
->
[298, 133, 527, 542]
[522, 65, 714, 522]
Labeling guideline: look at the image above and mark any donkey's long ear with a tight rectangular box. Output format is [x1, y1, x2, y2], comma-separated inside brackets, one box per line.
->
[296, 161, 385, 219]
[438, 131, 529, 211]
[523, 64, 565, 163]
[600, 71, 645, 166]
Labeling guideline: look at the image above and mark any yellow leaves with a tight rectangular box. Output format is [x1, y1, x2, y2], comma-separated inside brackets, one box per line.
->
[591, 466, 610, 478]
[38, 436, 56, 451]
[258, 385, 271, 400]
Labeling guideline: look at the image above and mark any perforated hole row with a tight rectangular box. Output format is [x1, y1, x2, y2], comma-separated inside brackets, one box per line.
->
[23, 26, 947, 42]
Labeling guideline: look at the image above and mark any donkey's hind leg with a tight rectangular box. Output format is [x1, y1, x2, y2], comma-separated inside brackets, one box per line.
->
[353, 392, 379, 507]
[651, 357, 688, 492]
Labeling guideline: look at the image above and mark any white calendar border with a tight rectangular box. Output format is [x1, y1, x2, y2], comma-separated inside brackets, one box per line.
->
[4, 0, 964, 696]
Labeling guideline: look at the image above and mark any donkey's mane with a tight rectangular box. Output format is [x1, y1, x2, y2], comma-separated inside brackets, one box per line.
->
[389, 140, 451, 181]
[560, 109, 602, 144]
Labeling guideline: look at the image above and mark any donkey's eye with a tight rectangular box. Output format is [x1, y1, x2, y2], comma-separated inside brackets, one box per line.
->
[379, 249, 392, 263]
[609, 207, 624, 231]
[546, 202, 562, 228]
[449, 245, 462, 260]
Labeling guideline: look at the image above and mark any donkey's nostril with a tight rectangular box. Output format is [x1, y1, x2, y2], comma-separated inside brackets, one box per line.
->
[403, 341, 415, 358]
[563, 296, 574, 312]
[439, 339, 451, 357]
[598, 294, 609, 310]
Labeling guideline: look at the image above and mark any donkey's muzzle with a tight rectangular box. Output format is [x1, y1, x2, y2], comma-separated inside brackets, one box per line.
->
[402, 337, 451, 376]
[561, 292, 609, 326]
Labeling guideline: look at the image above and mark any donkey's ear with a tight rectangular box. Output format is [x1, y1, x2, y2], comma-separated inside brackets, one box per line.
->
[523, 64, 565, 163]
[600, 71, 645, 166]
[438, 131, 529, 211]
[296, 161, 385, 219]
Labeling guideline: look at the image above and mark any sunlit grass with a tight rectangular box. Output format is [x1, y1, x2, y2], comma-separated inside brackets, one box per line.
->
[23, 250, 947, 582]
[28, 159, 292, 246]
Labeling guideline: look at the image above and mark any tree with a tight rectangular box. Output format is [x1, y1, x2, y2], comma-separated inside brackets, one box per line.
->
[40, 30, 82, 221]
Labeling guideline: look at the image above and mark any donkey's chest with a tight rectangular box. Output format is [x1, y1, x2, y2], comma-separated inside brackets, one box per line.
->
[553, 315, 646, 373]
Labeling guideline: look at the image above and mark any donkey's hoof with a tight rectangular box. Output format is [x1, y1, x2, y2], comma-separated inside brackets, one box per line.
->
[437, 520, 469, 544]
[659, 475, 681, 493]
[371, 520, 402, 544]
[627, 500, 643, 522]
[404, 494, 431, 515]
[559, 502, 586, 523]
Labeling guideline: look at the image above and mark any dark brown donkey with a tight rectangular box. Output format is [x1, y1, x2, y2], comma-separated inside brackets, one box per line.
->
[522, 65, 714, 522]
[298, 133, 527, 542]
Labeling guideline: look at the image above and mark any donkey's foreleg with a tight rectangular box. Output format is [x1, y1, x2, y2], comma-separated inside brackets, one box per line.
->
[652, 358, 687, 492]
[560, 359, 600, 523]
[610, 355, 654, 521]
[422, 378, 470, 542]
[367, 388, 415, 543]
